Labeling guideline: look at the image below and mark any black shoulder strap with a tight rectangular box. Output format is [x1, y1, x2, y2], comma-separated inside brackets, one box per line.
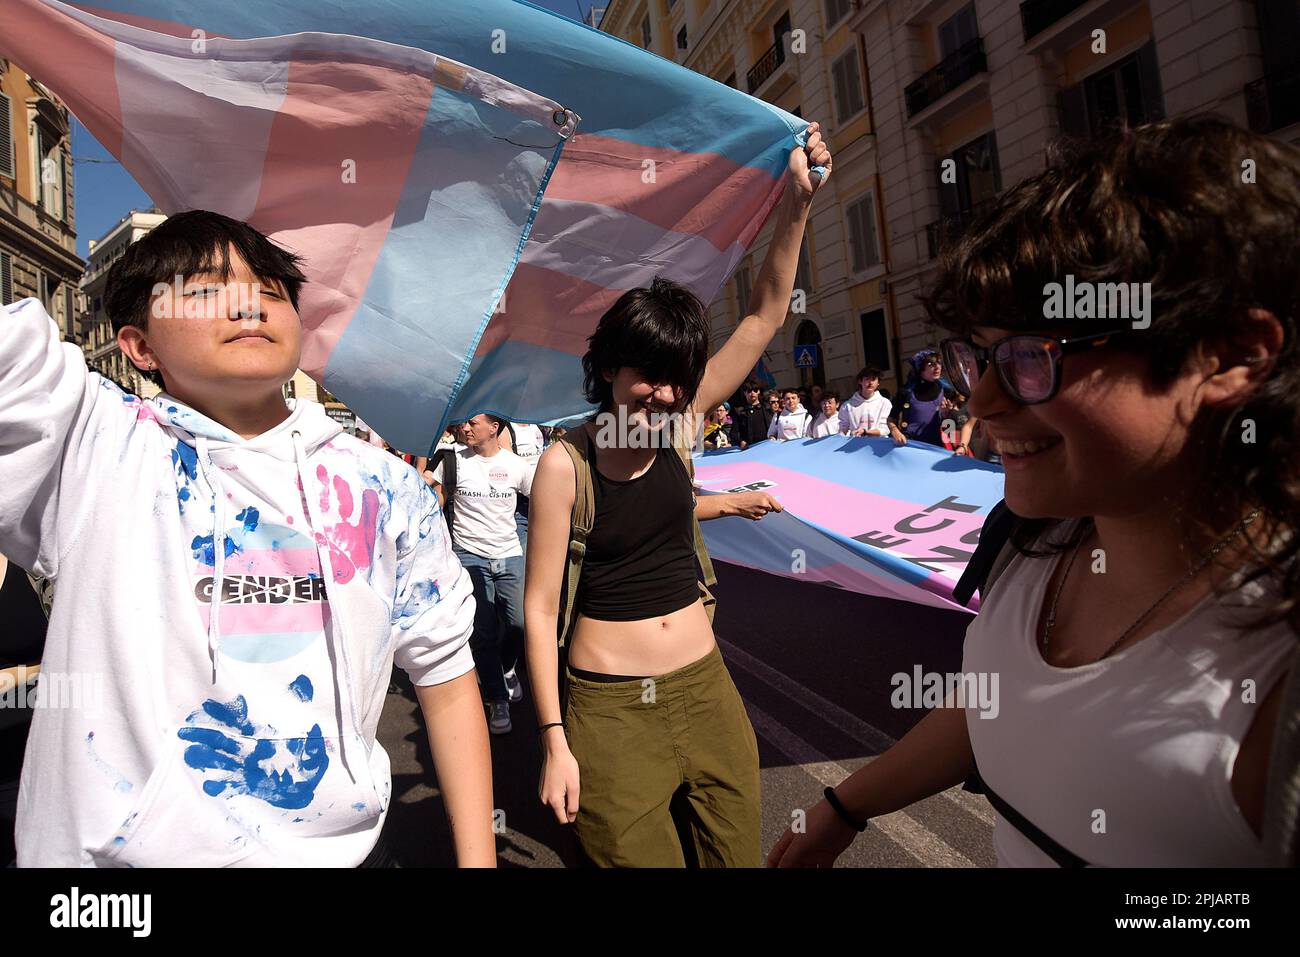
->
[953, 499, 1017, 608]
[963, 767, 1088, 867]
[436, 448, 457, 531]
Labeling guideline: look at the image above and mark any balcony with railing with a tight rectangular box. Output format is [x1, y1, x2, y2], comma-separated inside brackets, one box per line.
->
[904, 37, 987, 119]
[1246, 63, 1300, 135]
[1020, 0, 1091, 41]
[925, 199, 998, 259]
[747, 37, 787, 93]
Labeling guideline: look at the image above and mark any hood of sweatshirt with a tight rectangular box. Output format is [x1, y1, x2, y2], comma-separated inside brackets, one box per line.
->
[146, 395, 343, 680]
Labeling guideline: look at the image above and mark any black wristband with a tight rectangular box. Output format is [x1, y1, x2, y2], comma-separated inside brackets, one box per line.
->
[538, 722, 564, 736]
[823, 786, 869, 832]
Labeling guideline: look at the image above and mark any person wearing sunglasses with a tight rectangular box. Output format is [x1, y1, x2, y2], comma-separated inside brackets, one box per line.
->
[886, 349, 948, 447]
[769, 116, 1299, 868]
[729, 379, 774, 450]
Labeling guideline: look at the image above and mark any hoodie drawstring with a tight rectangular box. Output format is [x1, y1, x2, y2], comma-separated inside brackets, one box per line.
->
[292, 429, 361, 786]
[196, 436, 226, 683]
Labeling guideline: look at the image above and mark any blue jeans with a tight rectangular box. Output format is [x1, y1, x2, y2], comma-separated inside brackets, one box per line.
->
[453, 547, 525, 704]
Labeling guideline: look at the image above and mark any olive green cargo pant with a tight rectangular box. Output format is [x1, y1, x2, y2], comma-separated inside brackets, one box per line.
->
[563, 645, 761, 867]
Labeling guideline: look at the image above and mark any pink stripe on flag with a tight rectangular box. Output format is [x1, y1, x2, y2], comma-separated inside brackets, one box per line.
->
[475, 263, 622, 357]
[0, 1, 124, 155]
[694, 461, 985, 564]
[544, 134, 786, 253]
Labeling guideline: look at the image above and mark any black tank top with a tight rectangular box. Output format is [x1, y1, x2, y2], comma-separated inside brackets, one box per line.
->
[576, 437, 700, 621]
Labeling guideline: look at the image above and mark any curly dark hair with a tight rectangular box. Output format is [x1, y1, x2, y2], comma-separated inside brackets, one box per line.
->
[581, 276, 710, 414]
[923, 115, 1300, 632]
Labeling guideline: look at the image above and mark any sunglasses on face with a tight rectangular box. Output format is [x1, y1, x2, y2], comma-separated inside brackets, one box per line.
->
[940, 330, 1128, 405]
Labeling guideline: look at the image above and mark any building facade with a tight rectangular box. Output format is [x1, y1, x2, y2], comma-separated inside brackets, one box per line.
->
[848, 0, 1300, 364]
[599, 0, 1299, 397]
[600, 0, 893, 398]
[0, 57, 83, 338]
[80, 208, 167, 396]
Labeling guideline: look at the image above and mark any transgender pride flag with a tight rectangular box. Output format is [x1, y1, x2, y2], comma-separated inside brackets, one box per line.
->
[694, 436, 1007, 612]
[0, 0, 807, 453]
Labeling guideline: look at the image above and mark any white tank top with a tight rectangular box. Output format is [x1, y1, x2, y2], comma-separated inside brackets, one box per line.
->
[963, 531, 1294, 867]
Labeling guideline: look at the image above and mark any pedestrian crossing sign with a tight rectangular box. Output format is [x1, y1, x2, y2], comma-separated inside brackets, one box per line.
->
[794, 344, 819, 368]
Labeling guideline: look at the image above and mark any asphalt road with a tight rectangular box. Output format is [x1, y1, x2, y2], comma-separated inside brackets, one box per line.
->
[377, 561, 996, 867]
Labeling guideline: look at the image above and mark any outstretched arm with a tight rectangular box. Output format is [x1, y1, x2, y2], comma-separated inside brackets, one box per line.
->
[692, 125, 832, 416]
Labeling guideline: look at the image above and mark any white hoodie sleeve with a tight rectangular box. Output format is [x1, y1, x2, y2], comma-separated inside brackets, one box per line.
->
[0, 298, 123, 578]
[390, 478, 476, 686]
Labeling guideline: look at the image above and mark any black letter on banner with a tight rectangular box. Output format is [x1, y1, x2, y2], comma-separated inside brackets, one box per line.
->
[901, 545, 974, 573]
[895, 513, 955, 535]
[924, 495, 981, 514]
[854, 530, 910, 549]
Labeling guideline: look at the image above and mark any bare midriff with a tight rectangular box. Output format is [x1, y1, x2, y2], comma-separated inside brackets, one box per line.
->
[568, 598, 716, 676]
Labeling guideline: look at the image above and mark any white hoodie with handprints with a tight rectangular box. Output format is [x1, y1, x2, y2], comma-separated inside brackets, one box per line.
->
[1, 298, 475, 867]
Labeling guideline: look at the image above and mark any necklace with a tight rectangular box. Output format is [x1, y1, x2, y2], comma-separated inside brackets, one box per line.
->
[1040, 511, 1262, 661]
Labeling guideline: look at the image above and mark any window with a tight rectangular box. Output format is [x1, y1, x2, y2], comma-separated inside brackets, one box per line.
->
[831, 48, 866, 123]
[938, 3, 979, 59]
[773, 11, 793, 52]
[859, 309, 893, 375]
[846, 193, 881, 272]
[938, 132, 1002, 218]
[824, 0, 852, 29]
[677, 26, 687, 50]
[0, 251, 12, 305]
[36, 127, 65, 220]
[0, 92, 13, 179]
[734, 260, 753, 318]
[641, 14, 652, 48]
[64, 286, 75, 341]
[1057, 42, 1165, 140]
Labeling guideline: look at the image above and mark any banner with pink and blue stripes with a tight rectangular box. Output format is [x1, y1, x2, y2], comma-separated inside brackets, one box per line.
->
[695, 436, 1006, 612]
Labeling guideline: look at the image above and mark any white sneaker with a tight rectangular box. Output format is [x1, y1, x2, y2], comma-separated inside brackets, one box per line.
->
[486, 700, 512, 735]
[504, 668, 524, 704]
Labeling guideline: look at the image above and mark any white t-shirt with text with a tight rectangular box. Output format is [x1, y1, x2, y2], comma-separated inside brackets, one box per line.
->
[432, 447, 533, 558]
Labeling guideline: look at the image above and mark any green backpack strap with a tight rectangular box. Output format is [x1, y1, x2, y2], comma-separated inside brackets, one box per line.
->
[556, 423, 596, 652]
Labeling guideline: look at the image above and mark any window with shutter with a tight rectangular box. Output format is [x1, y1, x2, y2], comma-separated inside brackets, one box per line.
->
[847, 194, 880, 272]
[832, 50, 864, 123]
[0, 251, 12, 305]
[0, 92, 13, 178]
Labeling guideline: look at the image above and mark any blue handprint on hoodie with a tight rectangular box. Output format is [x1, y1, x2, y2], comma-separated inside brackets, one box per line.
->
[178, 693, 328, 811]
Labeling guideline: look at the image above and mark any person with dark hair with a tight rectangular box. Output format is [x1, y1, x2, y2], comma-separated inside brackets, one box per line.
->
[524, 124, 833, 867]
[428, 413, 534, 734]
[728, 378, 772, 449]
[0, 210, 495, 866]
[886, 349, 947, 446]
[809, 390, 842, 438]
[839, 366, 892, 437]
[767, 386, 813, 441]
[771, 116, 1300, 867]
